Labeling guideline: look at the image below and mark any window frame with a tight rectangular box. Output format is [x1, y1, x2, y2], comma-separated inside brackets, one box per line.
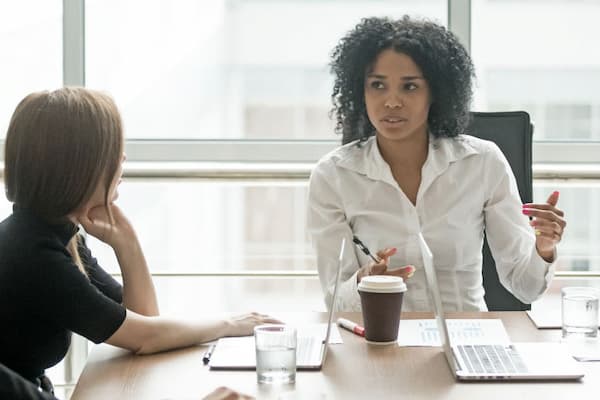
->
[27, 0, 597, 168]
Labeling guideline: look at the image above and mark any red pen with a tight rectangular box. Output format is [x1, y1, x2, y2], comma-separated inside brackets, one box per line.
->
[337, 317, 365, 337]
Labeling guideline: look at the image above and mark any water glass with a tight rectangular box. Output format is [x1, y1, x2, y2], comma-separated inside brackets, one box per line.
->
[561, 286, 600, 340]
[255, 324, 297, 384]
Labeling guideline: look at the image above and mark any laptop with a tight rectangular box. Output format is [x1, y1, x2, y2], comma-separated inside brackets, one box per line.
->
[209, 238, 345, 371]
[417, 233, 584, 381]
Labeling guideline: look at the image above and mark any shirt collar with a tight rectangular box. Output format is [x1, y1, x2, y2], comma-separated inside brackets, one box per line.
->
[335, 134, 480, 186]
[12, 204, 79, 246]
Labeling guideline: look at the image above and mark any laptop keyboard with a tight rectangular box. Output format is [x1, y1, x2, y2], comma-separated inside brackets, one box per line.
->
[457, 345, 529, 374]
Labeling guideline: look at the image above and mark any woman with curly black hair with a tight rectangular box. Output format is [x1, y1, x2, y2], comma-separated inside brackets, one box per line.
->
[308, 16, 566, 312]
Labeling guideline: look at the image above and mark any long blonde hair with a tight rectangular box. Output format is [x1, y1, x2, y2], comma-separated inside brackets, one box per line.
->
[4, 87, 124, 274]
[68, 237, 85, 274]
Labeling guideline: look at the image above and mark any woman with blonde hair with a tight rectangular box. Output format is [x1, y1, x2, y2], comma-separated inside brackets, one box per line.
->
[0, 87, 275, 396]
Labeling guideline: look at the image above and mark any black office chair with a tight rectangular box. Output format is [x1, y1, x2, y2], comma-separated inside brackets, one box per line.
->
[466, 111, 533, 311]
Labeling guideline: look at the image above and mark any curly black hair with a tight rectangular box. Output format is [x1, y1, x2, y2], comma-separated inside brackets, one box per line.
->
[330, 16, 475, 144]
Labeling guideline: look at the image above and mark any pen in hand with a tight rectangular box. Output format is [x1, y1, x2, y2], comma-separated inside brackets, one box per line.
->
[352, 236, 381, 263]
[202, 344, 216, 365]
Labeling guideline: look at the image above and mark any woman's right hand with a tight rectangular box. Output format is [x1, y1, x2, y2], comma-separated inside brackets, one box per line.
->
[225, 312, 283, 337]
[202, 386, 253, 400]
[356, 247, 415, 283]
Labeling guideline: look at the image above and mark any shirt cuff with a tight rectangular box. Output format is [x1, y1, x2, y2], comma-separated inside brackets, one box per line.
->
[530, 246, 557, 294]
[335, 270, 362, 312]
[542, 248, 558, 288]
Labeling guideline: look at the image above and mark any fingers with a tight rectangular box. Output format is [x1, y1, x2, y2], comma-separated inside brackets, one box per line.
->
[372, 247, 396, 272]
[79, 213, 93, 229]
[358, 247, 395, 279]
[523, 191, 562, 215]
[530, 220, 561, 242]
[228, 313, 284, 337]
[258, 317, 283, 324]
[386, 265, 415, 280]
[360, 247, 417, 282]
[522, 206, 566, 230]
[528, 193, 565, 244]
[523, 203, 565, 218]
[357, 261, 385, 283]
[546, 190, 559, 206]
[530, 218, 562, 234]
[87, 205, 110, 220]
[375, 247, 397, 261]
[370, 263, 388, 275]
[203, 387, 254, 400]
[249, 312, 282, 325]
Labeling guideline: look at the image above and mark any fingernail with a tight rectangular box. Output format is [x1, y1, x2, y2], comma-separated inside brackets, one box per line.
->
[522, 209, 531, 215]
[522, 204, 531, 208]
[529, 220, 536, 226]
[535, 229, 541, 236]
[553, 190, 560, 196]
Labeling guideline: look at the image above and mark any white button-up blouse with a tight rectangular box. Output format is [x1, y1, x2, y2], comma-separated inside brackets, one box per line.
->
[307, 135, 555, 312]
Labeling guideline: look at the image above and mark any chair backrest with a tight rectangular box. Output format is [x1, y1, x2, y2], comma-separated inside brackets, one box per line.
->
[465, 111, 533, 311]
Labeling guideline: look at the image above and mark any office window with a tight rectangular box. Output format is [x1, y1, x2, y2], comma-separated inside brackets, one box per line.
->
[533, 183, 600, 274]
[0, 0, 62, 138]
[471, 0, 600, 141]
[71, 179, 600, 277]
[85, 0, 447, 139]
[85, 180, 314, 274]
[472, 0, 600, 277]
[544, 104, 592, 140]
[2, 179, 596, 278]
[489, 102, 600, 140]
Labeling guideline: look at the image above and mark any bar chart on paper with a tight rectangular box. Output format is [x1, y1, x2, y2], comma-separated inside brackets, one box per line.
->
[397, 319, 511, 347]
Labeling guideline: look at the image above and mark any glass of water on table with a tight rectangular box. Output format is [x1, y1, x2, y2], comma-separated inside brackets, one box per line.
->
[562, 287, 600, 340]
[255, 324, 297, 384]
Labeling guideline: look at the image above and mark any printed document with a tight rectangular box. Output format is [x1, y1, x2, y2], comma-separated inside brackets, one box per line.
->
[397, 319, 511, 347]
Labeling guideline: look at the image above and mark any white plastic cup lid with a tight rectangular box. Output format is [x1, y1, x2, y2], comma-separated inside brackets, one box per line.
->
[358, 275, 407, 293]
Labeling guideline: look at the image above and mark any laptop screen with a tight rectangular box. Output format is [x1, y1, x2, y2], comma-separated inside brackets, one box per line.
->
[320, 238, 345, 360]
[417, 233, 459, 372]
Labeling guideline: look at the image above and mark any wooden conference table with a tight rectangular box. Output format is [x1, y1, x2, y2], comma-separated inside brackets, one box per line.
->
[71, 312, 600, 400]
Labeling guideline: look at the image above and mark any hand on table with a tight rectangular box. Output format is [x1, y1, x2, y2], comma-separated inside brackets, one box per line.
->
[225, 312, 283, 337]
[522, 191, 566, 262]
[356, 247, 414, 283]
[202, 386, 254, 400]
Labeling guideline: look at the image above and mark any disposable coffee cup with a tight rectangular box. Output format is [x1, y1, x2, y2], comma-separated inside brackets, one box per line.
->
[358, 275, 407, 344]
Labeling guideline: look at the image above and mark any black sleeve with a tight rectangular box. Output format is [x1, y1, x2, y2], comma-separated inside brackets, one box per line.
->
[77, 235, 123, 303]
[0, 363, 58, 400]
[31, 238, 127, 344]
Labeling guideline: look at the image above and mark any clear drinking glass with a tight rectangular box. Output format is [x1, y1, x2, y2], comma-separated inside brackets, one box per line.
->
[561, 287, 600, 339]
[255, 324, 297, 384]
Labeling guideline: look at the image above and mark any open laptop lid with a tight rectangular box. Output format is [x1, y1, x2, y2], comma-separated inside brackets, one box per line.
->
[208, 239, 344, 371]
[417, 233, 460, 374]
[320, 237, 345, 363]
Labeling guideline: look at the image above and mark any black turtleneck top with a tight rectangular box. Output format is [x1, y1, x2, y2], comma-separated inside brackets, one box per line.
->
[0, 205, 126, 382]
[0, 362, 57, 400]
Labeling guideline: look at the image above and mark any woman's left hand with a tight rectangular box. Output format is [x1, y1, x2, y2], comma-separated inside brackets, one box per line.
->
[522, 191, 566, 262]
